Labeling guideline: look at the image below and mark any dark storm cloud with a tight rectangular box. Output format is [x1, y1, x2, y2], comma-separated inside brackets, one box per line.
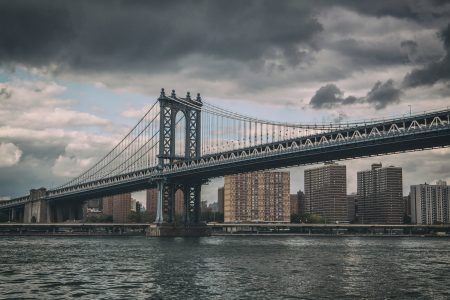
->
[0, 87, 12, 99]
[2, 1, 449, 76]
[0, 0, 323, 73]
[335, 0, 450, 26]
[365, 80, 402, 109]
[400, 40, 419, 63]
[329, 38, 407, 67]
[309, 84, 358, 109]
[310, 79, 401, 110]
[403, 24, 450, 87]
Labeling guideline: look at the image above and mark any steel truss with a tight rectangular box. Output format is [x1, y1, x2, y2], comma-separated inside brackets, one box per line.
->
[2, 91, 450, 228]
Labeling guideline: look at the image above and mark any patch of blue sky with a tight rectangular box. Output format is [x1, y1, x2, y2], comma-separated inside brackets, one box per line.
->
[60, 80, 151, 127]
[0, 67, 38, 82]
[1, 67, 154, 130]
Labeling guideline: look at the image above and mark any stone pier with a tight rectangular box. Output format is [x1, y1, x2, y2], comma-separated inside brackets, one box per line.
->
[24, 188, 49, 223]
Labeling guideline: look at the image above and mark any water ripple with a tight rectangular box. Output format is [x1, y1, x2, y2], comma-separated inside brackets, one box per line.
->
[1, 236, 450, 299]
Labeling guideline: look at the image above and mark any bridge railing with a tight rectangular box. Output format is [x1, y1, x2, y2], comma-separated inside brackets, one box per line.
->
[0, 195, 30, 209]
[37, 109, 450, 197]
[2, 108, 450, 204]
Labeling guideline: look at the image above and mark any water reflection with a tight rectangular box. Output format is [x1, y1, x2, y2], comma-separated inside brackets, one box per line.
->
[1, 236, 450, 299]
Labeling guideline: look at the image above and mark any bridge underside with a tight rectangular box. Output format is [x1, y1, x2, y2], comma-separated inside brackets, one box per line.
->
[1, 92, 449, 229]
[27, 126, 448, 204]
[168, 127, 450, 181]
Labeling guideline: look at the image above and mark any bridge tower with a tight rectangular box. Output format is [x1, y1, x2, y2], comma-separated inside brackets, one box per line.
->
[155, 88, 203, 224]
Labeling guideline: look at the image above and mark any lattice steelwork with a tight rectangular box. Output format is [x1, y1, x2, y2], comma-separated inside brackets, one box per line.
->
[1, 89, 450, 223]
[158, 89, 202, 165]
[44, 95, 450, 196]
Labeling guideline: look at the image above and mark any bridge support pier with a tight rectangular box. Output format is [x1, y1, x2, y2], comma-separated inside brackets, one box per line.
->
[184, 183, 202, 224]
[11, 207, 24, 222]
[48, 201, 85, 223]
[24, 199, 49, 223]
[10, 208, 16, 222]
[151, 180, 208, 236]
[155, 181, 164, 224]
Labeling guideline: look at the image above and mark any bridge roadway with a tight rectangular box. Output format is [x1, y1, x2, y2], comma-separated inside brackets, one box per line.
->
[1, 108, 450, 209]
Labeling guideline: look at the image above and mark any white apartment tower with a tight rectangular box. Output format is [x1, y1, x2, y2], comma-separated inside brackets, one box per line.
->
[410, 180, 450, 225]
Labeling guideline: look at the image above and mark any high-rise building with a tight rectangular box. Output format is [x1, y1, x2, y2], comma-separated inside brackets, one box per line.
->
[201, 200, 209, 212]
[223, 171, 290, 222]
[297, 190, 306, 215]
[146, 188, 184, 217]
[102, 196, 114, 216]
[102, 193, 132, 223]
[357, 163, 403, 224]
[146, 189, 158, 216]
[410, 180, 450, 225]
[347, 194, 357, 222]
[403, 195, 412, 220]
[290, 194, 299, 215]
[218, 187, 224, 214]
[304, 163, 347, 223]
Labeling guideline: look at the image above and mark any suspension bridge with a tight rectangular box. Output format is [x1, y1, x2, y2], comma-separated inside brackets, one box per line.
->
[1, 88, 450, 230]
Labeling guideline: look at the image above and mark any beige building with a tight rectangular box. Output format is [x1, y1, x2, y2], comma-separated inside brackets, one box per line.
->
[357, 163, 403, 224]
[223, 171, 290, 222]
[102, 193, 132, 223]
[304, 163, 348, 223]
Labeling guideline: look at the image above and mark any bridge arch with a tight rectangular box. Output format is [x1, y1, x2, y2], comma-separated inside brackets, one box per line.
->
[158, 88, 202, 166]
[174, 110, 186, 159]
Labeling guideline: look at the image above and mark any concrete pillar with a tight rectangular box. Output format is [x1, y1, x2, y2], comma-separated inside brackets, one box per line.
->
[23, 199, 48, 223]
[155, 181, 164, 224]
[194, 184, 201, 224]
[81, 202, 88, 221]
[18, 208, 24, 223]
[46, 202, 52, 223]
[68, 204, 75, 221]
[56, 206, 64, 223]
[10, 208, 16, 222]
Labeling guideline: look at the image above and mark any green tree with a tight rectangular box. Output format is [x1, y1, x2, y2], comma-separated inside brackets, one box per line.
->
[290, 213, 301, 223]
[85, 214, 113, 223]
[128, 211, 141, 223]
[300, 213, 325, 224]
[201, 211, 224, 223]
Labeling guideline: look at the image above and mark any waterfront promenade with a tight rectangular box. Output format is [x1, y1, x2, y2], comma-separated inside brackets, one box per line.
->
[1, 223, 449, 237]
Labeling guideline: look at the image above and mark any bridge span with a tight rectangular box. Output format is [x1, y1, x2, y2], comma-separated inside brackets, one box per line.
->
[1, 89, 449, 227]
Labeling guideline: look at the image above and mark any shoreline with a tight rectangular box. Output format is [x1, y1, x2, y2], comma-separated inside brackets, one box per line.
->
[0, 232, 448, 238]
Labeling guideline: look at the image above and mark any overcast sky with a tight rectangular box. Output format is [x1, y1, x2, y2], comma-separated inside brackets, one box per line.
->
[1, 0, 450, 204]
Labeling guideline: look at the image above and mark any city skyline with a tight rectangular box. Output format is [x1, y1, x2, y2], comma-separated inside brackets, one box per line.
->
[0, 1, 449, 204]
[1, 2, 450, 299]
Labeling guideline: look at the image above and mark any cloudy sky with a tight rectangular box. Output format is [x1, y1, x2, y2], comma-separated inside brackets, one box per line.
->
[1, 0, 450, 203]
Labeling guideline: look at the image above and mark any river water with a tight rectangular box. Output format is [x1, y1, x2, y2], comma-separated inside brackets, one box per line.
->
[1, 236, 449, 299]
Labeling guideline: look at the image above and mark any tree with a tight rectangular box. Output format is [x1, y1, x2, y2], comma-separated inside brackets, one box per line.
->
[201, 211, 224, 223]
[290, 213, 301, 223]
[291, 213, 325, 224]
[128, 211, 141, 223]
[85, 214, 113, 223]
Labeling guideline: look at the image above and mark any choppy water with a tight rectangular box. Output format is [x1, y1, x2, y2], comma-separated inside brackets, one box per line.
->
[1, 236, 450, 299]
